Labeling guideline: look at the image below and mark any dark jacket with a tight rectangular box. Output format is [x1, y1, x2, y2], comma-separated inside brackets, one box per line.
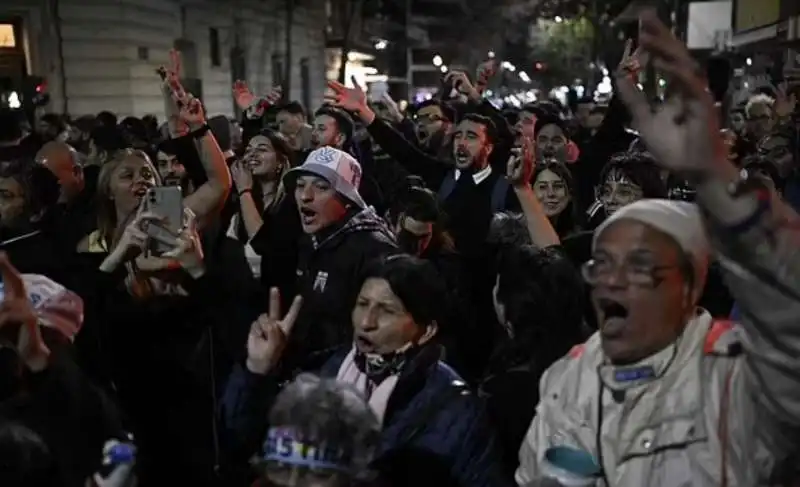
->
[283, 208, 398, 372]
[220, 344, 514, 487]
[0, 328, 125, 487]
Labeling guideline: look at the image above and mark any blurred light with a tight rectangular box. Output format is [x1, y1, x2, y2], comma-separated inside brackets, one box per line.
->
[440, 65, 448, 73]
[424, 92, 433, 100]
[485, 89, 493, 96]
[8, 91, 20, 109]
[519, 71, 531, 83]
[658, 78, 666, 87]
[596, 76, 612, 95]
[374, 39, 387, 50]
[575, 85, 585, 98]
[637, 83, 644, 90]
[502, 61, 516, 72]
[746, 57, 752, 66]
[743, 82, 750, 89]
[555, 16, 563, 23]
[364, 74, 389, 82]
[601, 67, 609, 76]
[488, 50, 496, 59]
[433, 55, 443, 67]
[535, 62, 543, 70]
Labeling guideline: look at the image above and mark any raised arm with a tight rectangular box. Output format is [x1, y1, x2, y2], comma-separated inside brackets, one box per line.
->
[506, 140, 560, 249]
[615, 12, 800, 442]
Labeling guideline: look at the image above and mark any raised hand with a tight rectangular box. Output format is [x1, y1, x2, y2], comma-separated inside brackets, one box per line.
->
[445, 70, 480, 100]
[614, 13, 722, 177]
[475, 59, 497, 92]
[161, 49, 186, 102]
[264, 85, 283, 106]
[246, 288, 303, 375]
[233, 80, 257, 111]
[774, 81, 797, 119]
[616, 38, 646, 79]
[178, 95, 206, 131]
[326, 78, 372, 122]
[506, 137, 535, 187]
[0, 253, 49, 371]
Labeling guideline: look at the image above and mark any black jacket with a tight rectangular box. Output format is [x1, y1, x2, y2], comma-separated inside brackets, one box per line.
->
[0, 328, 125, 487]
[283, 208, 398, 373]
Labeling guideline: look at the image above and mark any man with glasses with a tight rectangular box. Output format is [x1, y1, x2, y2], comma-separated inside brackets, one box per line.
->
[517, 13, 800, 485]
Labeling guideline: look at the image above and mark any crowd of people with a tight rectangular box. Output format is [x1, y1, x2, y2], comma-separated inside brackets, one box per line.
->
[0, 12, 798, 487]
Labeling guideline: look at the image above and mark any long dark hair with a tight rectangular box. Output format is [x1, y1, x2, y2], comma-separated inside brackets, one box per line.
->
[532, 160, 583, 237]
[235, 129, 295, 242]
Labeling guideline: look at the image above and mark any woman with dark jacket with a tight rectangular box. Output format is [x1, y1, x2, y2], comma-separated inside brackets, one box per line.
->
[220, 254, 513, 487]
[480, 245, 586, 474]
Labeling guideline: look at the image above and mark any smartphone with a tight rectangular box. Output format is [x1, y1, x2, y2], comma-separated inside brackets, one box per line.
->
[143, 186, 183, 256]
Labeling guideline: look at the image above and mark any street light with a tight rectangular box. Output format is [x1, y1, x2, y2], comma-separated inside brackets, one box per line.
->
[374, 39, 387, 50]
[488, 50, 495, 59]
[440, 65, 448, 73]
[433, 55, 443, 67]
[555, 16, 563, 23]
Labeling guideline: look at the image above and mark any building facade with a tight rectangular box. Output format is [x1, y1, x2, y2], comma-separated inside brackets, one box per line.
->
[0, 0, 327, 119]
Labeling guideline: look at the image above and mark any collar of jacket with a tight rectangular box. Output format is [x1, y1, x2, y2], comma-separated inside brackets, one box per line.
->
[382, 343, 444, 424]
[454, 164, 492, 185]
[598, 309, 710, 392]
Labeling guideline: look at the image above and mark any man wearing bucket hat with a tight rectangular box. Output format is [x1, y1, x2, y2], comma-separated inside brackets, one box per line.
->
[517, 14, 800, 487]
[280, 146, 397, 372]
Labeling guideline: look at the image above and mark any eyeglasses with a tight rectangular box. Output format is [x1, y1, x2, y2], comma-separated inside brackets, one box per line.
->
[581, 258, 679, 287]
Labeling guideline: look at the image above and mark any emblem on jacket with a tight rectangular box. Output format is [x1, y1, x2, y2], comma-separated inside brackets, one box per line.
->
[313, 271, 329, 292]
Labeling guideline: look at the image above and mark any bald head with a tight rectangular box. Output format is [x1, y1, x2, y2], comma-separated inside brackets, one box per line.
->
[35, 141, 84, 203]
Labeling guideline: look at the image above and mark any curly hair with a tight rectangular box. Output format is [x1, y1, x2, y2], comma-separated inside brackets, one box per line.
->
[268, 373, 381, 481]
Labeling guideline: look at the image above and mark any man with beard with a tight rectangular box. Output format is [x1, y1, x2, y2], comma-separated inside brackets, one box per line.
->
[414, 99, 454, 157]
[309, 106, 353, 153]
[326, 81, 517, 256]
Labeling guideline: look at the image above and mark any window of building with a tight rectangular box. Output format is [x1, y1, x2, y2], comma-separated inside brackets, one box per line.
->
[209, 28, 221, 67]
[0, 24, 16, 48]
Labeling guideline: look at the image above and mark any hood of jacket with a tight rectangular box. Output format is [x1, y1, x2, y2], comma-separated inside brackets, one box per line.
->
[313, 207, 396, 251]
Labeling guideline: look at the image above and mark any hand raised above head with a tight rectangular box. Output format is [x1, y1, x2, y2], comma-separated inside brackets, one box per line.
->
[506, 137, 535, 187]
[614, 12, 722, 178]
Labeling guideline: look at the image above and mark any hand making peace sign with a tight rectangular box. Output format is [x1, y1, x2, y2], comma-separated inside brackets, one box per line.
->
[245, 288, 303, 375]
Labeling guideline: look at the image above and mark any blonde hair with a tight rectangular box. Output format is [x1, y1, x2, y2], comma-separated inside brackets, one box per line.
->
[745, 94, 775, 118]
[95, 148, 161, 251]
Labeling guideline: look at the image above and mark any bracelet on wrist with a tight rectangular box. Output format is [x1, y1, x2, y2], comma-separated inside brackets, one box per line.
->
[189, 124, 210, 139]
[238, 188, 252, 196]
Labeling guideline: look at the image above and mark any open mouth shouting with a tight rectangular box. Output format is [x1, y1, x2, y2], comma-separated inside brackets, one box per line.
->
[454, 146, 471, 166]
[355, 334, 376, 353]
[298, 206, 318, 229]
[597, 297, 629, 338]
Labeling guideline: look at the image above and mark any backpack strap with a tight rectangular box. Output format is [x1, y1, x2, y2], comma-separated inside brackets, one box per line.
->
[437, 170, 457, 202]
[490, 176, 510, 212]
